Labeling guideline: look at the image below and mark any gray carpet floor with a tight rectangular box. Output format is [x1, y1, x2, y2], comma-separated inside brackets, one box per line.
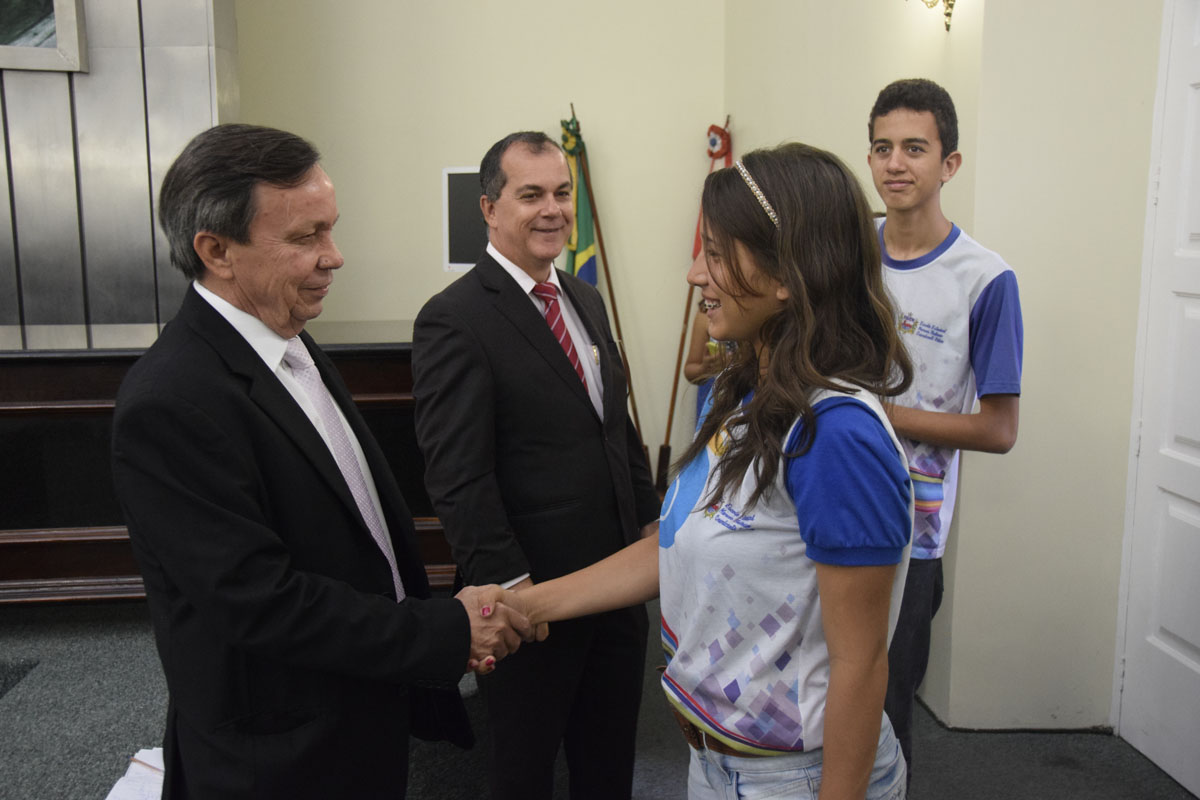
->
[0, 600, 1194, 799]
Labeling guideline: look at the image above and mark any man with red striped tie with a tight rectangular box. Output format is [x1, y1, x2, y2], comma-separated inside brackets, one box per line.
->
[413, 131, 660, 800]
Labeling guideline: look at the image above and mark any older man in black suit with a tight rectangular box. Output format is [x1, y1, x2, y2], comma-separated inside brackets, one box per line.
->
[412, 131, 661, 800]
[111, 124, 531, 800]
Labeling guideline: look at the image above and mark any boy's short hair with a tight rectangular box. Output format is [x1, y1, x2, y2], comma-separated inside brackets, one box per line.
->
[869, 78, 958, 158]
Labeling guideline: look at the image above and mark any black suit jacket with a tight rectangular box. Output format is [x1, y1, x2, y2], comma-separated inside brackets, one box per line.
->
[412, 254, 660, 587]
[112, 287, 471, 799]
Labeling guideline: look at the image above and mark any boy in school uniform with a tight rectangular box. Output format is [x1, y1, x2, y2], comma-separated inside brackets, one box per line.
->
[867, 78, 1024, 784]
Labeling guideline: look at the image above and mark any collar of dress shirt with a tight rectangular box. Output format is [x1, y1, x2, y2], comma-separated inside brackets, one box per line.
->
[193, 280, 290, 372]
[486, 242, 564, 299]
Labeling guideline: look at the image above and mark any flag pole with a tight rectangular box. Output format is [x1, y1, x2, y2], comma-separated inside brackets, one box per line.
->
[656, 118, 732, 491]
[659, 283, 697, 491]
[570, 105, 647, 448]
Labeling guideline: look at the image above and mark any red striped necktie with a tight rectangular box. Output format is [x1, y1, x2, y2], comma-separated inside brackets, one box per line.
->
[531, 282, 588, 391]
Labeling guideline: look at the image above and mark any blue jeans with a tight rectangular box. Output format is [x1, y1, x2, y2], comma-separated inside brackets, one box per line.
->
[686, 716, 906, 799]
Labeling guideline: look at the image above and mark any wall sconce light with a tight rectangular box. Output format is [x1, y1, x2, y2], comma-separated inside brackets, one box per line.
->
[913, 0, 956, 31]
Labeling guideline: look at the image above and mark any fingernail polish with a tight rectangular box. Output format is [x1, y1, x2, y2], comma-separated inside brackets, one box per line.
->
[481, 606, 492, 617]
[484, 656, 495, 667]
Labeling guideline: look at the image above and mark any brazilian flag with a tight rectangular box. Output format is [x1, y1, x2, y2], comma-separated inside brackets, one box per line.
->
[561, 115, 597, 285]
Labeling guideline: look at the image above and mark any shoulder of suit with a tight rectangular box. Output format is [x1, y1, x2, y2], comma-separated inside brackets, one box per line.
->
[417, 273, 484, 325]
[425, 257, 500, 303]
[119, 320, 224, 408]
[127, 292, 266, 398]
[557, 269, 602, 303]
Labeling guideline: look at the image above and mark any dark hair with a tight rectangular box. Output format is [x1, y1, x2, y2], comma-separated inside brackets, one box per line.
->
[868, 78, 958, 158]
[158, 124, 321, 280]
[479, 131, 565, 202]
[677, 143, 912, 509]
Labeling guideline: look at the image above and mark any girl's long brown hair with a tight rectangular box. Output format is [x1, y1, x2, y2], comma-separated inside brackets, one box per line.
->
[676, 143, 912, 509]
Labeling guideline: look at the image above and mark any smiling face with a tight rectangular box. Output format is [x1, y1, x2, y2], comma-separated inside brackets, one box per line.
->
[868, 108, 960, 216]
[481, 144, 574, 280]
[688, 225, 788, 349]
[214, 165, 343, 338]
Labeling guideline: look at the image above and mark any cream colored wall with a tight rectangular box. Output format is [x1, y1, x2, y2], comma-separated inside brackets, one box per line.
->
[943, 0, 1163, 727]
[724, 0, 983, 228]
[234, 0, 724, 464]
[234, 0, 1165, 729]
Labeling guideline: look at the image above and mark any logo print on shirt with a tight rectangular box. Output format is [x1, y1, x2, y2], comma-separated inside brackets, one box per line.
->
[710, 502, 755, 532]
[897, 312, 947, 344]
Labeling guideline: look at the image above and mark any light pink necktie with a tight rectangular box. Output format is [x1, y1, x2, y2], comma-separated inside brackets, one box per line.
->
[531, 282, 588, 390]
[284, 338, 405, 600]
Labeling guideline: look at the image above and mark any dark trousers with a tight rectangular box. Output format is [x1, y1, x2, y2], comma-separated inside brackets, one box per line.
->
[478, 603, 648, 800]
[884, 556, 944, 788]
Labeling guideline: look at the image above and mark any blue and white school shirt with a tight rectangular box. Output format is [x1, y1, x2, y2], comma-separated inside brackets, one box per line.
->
[880, 222, 1023, 560]
[658, 389, 912, 755]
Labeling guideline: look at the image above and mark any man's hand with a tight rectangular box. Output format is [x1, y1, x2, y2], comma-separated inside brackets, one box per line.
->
[455, 584, 534, 674]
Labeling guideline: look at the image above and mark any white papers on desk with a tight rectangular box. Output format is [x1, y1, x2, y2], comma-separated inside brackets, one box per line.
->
[104, 747, 163, 800]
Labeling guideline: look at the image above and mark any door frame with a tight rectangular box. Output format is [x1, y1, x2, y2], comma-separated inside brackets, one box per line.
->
[1112, 0, 1180, 730]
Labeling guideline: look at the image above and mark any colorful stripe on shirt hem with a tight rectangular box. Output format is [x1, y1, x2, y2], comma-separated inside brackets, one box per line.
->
[659, 670, 805, 756]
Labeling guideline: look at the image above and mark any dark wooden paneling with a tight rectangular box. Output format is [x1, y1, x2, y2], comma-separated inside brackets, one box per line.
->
[0, 344, 454, 603]
[0, 350, 135, 406]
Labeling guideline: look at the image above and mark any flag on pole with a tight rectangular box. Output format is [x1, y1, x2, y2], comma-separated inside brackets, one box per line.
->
[560, 115, 597, 285]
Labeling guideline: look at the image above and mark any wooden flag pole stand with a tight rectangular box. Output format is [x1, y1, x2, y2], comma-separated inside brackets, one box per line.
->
[656, 118, 732, 491]
[569, 105, 647, 451]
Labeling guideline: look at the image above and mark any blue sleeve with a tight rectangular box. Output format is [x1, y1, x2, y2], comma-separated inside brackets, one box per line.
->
[969, 270, 1023, 396]
[785, 398, 912, 566]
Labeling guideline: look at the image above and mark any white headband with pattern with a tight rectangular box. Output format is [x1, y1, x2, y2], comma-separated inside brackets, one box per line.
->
[734, 160, 780, 229]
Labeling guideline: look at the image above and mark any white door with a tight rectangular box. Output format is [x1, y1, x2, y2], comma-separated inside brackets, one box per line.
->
[1119, 0, 1200, 794]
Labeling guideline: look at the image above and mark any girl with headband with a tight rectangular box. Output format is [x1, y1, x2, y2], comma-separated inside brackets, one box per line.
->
[515, 142, 913, 799]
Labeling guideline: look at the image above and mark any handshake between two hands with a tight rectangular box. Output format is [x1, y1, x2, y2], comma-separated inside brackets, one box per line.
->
[454, 582, 547, 675]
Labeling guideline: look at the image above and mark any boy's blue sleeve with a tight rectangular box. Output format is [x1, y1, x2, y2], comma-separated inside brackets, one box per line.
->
[970, 270, 1023, 397]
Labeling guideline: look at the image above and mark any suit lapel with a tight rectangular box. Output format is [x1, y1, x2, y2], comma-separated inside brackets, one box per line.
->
[475, 256, 595, 411]
[180, 289, 364, 530]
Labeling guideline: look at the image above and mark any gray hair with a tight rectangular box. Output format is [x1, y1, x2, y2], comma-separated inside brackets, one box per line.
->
[158, 124, 321, 280]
